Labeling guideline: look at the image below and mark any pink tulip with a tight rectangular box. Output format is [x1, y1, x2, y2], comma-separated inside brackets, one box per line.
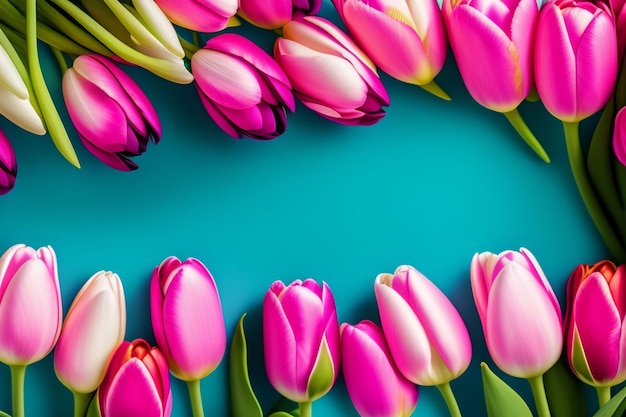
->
[374, 265, 471, 386]
[263, 279, 340, 403]
[54, 271, 126, 394]
[614, 107, 626, 166]
[153, 0, 238, 32]
[470, 248, 563, 378]
[332, 0, 448, 92]
[565, 261, 626, 387]
[534, 0, 617, 123]
[191, 34, 296, 140]
[0, 128, 17, 196]
[0, 244, 62, 365]
[62, 54, 162, 171]
[341, 320, 419, 417]
[150, 256, 226, 381]
[239, 0, 322, 29]
[274, 16, 390, 126]
[99, 339, 172, 417]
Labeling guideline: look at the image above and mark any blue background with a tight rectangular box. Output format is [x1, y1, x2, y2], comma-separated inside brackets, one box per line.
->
[0, 2, 610, 416]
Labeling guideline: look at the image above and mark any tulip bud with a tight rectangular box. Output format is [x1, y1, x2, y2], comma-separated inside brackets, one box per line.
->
[470, 248, 563, 378]
[99, 339, 173, 417]
[54, 271, 126, 394]
[614, 107, 626, 166]
[0, 244, 62, 365]
[341, 320, 419, 417]
[274, 16, 390, 126]
[154, 0, 239, 32]
[263, 279, 341, 403]
[239, 0, 322, 29]
[150, 256, 226, 381]
[191, 34, 295, 140]
[374, 265, 472, 386]
[62, 54, 161, 171]
[0, 128, 17, 195]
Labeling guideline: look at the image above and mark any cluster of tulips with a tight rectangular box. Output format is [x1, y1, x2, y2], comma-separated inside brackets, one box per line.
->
[1, 242, 626, 417]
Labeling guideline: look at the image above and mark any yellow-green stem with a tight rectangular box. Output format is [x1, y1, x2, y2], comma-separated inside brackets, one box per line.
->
[437, 382, 462, 417]
[186, 379, 205, 417]
[10, 365, 26, 417]
[504, 108, 550, 163]
[420, 80, 451, 101]
[50, 46, 67, 73]
[298, 401, 312, 417]
[178, 35, 198, 60]
[73, 391, 92, 417]
[528, 375, 550, 417]
[596, 385, 611, 409]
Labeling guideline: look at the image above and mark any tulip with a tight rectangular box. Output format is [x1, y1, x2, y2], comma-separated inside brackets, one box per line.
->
[99, 339, 173, 417]
[153, 0, 239, 32]
[0, 128, 17, 196]
[564, 261, 626, 406]
[263, 279, 340, 416]
[614, 107, 626, 166]
[332, 0, 449, 100]
[62, 54, 161, 171]
[54, 271, 126, 395]
[340, 320, 419, 417]
[239, 0, 322, 29]
[274, 16, 390, 126]
[191, 34, 296, 140]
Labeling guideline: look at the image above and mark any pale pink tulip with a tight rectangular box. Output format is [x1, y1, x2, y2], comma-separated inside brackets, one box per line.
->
[332, 0, 448, 93]
[341, 320, 419, 417]
[0, 244, 62, 365]
[534, 0, 617, 123]
[152, 0, 239, 33]
[239, 0, 322, 29]
[614, 107, 626, 166]
[54, 271, 126, 394]
[263, 279, 340, 403]
[63, 54, 161, 171]
[191, 34, 295, 140]
[0, 128, 17, 195]
[99, 339, 172, 417]
[470, 248, 563, 378]
[274, 16, 390, 126]
[374, 265, 471, 386]
[150, 256, 226, 381]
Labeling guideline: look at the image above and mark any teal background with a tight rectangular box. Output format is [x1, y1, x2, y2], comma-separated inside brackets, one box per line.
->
[0, 2, 610, 416]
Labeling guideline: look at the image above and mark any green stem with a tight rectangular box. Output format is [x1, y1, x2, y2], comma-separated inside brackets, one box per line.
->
[596, 385, 611, 409]
[10, 365, 26, 417]
[298, 401, 312, 417]
[186, 380, 205, 417]
[436, 382, 462, 417]
[528, 375, 551, 417]
[564, 121, 626, 261]
[50, 46, 68, 73]
[192, 31, 200, 48]
[73, 391, 93, 417]
[419, 80, 451, 101]
[504, 108, 550, 163]
[178, 35, 199, 60]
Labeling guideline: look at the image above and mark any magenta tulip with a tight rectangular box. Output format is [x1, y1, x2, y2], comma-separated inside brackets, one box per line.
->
[239, 0, 322, 29]
[191, 34, 295, 140]
[341, 320, 419, 417]
[534, 0, 617, 123]
[470, 248, 563, 378]
[263, 279, 340, 404]
[274, 16, 390, 126]
[62, 54, 161, 171]
[150, 256, 226, 381]
[0, 128, 17, 195]
[0, 244, 62, 365]
[332, 0, 448, 97]
[54, 271, 126, 394]
[153, 0, 239, 32]
[374, 265, 471, 387]
[99, 339, 172, 417]
[615, 107, 626, 166]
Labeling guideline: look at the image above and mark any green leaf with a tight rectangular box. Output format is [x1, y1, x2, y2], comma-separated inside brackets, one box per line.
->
[268, 396, 298, 416]
[229, 313, 263, 417]
[268, 412, 294, 417]
[85, 392, 101, 417]
[481, 362, 534, 417]
[592, 384, 626, 417]
[0, 410, 12, 417]
[543, 355, 587, 417]
[306, 339, 334, 400]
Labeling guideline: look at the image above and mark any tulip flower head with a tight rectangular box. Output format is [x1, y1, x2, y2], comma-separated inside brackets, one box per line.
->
[192, 34, 296, 140]
[565, 261, 626, 387]
[274, 16, 390, 126]
[63, 54, 162, 171]
[470, 248, 563, 378]
[0, 128, 17, 195]
[263, 279, 341, 403]
[374, 265, 472, 386]
[150, 256, 226, 381]
[341, 320, 419, 417]
[99, 339, 173, 417]
[614, 107, 626, 166]
[239, 0, 322, 29]
[0, 244, 62, 365]
[534, 0, 617, 122]
[154, 0, 239, 32]
[54, 271, 126, 394]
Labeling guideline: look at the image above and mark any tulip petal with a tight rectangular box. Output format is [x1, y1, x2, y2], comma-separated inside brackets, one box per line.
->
[79, 135, 138, 171]
[239, 0, 292, 29]
[103, 359, 164, 417]
[0, 88, 46, 135]
[196, 89, 241, 138]
[509, 0, 538, 89]
[156, 0, 237, 32]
